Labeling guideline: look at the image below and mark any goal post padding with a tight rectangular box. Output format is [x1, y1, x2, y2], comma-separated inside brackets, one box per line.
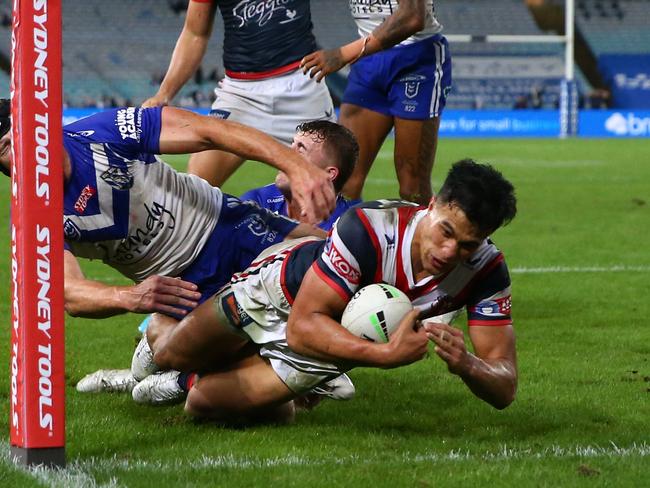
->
[9, 0, 65, 467]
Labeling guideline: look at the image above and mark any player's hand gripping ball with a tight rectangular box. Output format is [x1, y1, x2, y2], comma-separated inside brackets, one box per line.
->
[341, 284, 413, 343]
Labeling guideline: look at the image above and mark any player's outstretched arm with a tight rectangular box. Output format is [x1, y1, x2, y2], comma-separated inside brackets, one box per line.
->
[425, 322, 518, 409]
[287, 269, 429, 368]
[300, 0, 425, 81]
[158, 107, 336, 225]
[142, 1, 216, 107]
[64, 250, 201, 318]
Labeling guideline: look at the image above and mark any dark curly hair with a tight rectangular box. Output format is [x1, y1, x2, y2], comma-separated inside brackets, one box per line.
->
[437, 159, 517, 235]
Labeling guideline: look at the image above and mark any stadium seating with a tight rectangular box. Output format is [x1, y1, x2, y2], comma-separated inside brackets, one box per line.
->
[0, 0, 597, 109]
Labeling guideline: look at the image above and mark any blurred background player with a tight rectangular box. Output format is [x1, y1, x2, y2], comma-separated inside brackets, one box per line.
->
[241, 120, 360, 231]
[133, 160, 518, 424]
[301, 1, 451, 205]
[143, 0, 336, 186]
[0, 101, 333, 321]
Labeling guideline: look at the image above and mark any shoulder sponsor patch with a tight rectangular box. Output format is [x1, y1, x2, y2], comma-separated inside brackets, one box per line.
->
[327, 242, 360, 284]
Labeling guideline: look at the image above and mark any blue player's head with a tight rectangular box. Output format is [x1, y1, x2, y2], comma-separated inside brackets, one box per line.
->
[277, 120, 359, 196]
[0, 98, 11, 177]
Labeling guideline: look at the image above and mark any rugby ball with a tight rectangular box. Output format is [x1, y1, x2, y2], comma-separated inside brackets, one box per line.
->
[341, 284, 413, 343]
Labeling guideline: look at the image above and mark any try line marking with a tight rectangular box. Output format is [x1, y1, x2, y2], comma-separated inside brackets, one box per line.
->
[2, 442, 649, 486]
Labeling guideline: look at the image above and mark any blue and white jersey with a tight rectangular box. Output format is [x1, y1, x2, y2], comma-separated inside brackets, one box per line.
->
[194, 0, 316, 73]
[240, 183, 359, 231]
[63, 107, 222, 282]
[281, 201, 512, 327]
[349, 0, 442, 45]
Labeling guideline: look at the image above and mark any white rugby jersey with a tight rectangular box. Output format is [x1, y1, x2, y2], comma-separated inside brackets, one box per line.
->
[349, 0, 443, 46]
[63, 107, 221, 282]
[309, 201, 512, 327]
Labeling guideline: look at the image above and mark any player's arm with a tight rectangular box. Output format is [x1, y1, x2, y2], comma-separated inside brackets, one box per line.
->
[287, 267, 428, 368]
[301, 0, 426, 81]
[142, 1, 217, 107]
[425, 322, 517, 409]
[158, 107, 335, 225]
[64, 250, 201, 318]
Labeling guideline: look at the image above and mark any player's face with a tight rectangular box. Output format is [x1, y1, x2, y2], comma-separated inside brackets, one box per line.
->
[277, 131, 336, 193]
[415, 201, 486, 277]
[0, 133, 11, 176]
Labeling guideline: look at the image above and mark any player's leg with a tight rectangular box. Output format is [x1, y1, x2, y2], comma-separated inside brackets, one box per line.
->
[338, 103, 393, 200]
[184, 353, 296, 423]
[392, 116, 440, 204]
[153, 287, 250, 374]
[187, 150, 244, 187]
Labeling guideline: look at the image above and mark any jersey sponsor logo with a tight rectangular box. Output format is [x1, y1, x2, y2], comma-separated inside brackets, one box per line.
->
[328, 243, 360, 284]
[101, 166, 134, 190]
[73, 185, 96, 214]
[350, 0, 393, 15]
[473, 295, 511, 317]
[222, 292, 254, 328]
[232, 0, 301, 28]
[63, 218, 82, 240]
[115, 107, 138, 141]
[113, 202, 176, 263]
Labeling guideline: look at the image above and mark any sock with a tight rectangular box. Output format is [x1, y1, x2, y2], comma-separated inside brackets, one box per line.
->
[177, 372, 198, 392]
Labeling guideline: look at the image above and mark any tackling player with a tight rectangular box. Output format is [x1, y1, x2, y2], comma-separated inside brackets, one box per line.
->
[143, 0, 336, 186]
[241, 120, 361, 231]
[0, 100, 334, 320]
[134, 160, 518, 424]
[301, 0, 451, 205]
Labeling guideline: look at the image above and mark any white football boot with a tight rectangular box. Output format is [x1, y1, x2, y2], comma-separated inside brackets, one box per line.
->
[131, 370, 186, 405]
[131, 332, 159, 381]
[76, 369, 137, 393]
[311, 373, 355, 400]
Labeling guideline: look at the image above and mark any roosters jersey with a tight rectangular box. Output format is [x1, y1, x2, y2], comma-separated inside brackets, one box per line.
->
[194, 0, 316, 73]
[284, 201, 512, 327]
[349, 0, 443, 46]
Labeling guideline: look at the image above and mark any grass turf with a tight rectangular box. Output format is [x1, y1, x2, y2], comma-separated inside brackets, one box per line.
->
[1, 137, 649, 486]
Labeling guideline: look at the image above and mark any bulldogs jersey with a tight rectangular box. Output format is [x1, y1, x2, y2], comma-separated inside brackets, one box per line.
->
[63, 107, 222, 282]
[349, 0, 443, 45]
[240, 183, 359, 231]
[194, 0, 316, 73]
[286, 201, 513, 327]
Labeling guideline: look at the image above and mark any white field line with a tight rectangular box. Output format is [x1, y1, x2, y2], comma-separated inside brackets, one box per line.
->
[2, 441, 649, 485]
[511, 265, 650, 274]
[92, 264, 650, 285]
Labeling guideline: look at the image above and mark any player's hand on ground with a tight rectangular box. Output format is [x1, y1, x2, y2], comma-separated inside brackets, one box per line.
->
[127, 275, 201, 315]
[141, 94, 169, 108]
[382, 310, 429, 368]
[300, 48, 347, 82]
[287, 162, 336, 225]
[424, 323, 471, 376]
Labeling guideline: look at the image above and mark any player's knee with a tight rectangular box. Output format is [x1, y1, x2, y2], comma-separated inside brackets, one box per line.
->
[153, 346, 191, 372]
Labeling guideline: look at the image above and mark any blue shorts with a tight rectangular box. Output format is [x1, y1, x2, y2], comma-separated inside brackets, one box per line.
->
[179, 196, 298, 306]
[343, 35, 452, 120]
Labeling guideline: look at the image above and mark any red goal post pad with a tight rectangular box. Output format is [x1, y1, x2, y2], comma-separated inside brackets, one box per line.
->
[10, 0, 65, 460]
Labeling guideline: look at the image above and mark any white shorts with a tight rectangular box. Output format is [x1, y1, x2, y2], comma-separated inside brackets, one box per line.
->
[210, 69, 336, 145]
[213, 238, 344, 393]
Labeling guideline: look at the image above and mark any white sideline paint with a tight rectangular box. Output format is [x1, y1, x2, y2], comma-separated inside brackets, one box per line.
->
[89, 264, 650, 285]
[2, 441, 649, 485]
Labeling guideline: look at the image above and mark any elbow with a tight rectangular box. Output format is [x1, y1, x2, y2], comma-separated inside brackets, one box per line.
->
[492, 381, 517, 410]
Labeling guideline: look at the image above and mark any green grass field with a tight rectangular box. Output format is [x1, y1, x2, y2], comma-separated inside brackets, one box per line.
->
[1, 138, 649, 487]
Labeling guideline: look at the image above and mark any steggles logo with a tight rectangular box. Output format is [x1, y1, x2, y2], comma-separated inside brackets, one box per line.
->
[233, 0, 298, 28]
